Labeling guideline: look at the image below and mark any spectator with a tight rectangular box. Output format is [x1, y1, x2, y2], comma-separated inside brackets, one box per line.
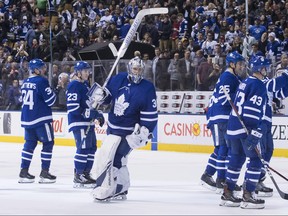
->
[202, 30, 218, 56]
[242, 32, 258, 60]
[7, 61, 19, 86]
[249, 16, 267, 41]
[258, 31, 269, 55]
[56, 29, 69, 61]
[126, 0, 139, 19]
[28, 38, 41, 59]
[54, 72, 69, 110]
[196, 55, 214, 91]
[178, 49, 194, 90]
[177, 13, 188, 41]
[142, 53, 153, 83]
[170, 14, 180, 51]
[158, 14, 171, 52]
[207, 62, 221, 91]
[266, 31, 282, 62]
[168, 52, 182, 90]
[249, 43, 264, 61]
[18, 15, 32, 40]
[6, 79, 21, 110]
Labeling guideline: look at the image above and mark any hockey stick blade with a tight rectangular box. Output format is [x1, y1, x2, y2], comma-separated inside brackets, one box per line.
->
[266, 168, 288, 199]
[222, 87, 288, 200]
[108, 43, 118, 58]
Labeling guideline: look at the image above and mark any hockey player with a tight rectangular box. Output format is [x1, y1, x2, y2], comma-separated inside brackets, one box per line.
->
[90, 56, 158, 201]
[66, 61, 104, 188]
[255, 68, 288, 197]
[200, 51, 245, 193]
[19, 59, 57, 184]
[221, 56, 271, 209]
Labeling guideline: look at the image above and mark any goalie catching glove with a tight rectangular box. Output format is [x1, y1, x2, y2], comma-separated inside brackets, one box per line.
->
[82, 108, 105, 127]
[126, 124, 153, 149]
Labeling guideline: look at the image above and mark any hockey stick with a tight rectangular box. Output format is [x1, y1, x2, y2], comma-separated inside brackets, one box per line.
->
[178, 93, 186, 113]
[81, 8, 169, 145]
[101, 7, 168, 90]
[223, 87, 288, 200]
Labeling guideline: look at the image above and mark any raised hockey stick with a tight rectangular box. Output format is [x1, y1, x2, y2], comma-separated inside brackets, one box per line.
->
[81, 8, 169, 145]
[101, 7, 168, 90]
[223, 87, 288, 200]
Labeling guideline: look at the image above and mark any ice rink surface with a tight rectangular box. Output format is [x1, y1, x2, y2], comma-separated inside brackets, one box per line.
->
[0, 142, 288, 215]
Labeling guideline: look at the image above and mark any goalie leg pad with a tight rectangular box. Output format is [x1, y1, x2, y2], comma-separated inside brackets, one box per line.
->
[92, 135, 122, 200]
[114, 165, 130, 196]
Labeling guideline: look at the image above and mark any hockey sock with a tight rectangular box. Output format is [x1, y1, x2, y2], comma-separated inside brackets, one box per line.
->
[85, 149, 95, 172]
[74, 149, 88, 174]
[205, 150, 218, 176]
[244, 158, 262, 191]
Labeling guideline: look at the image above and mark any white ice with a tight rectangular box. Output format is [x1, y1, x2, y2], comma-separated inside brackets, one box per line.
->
[0, 142, 288, 215]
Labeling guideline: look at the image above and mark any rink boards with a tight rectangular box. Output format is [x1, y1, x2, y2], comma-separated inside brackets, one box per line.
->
[0, 111, 287, 158]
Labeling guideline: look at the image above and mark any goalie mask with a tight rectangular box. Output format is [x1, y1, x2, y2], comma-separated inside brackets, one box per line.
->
[29, 59, 46, 75]
[127, 57, 145, 84]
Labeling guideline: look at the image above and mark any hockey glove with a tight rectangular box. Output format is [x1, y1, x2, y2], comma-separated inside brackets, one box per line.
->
[96, 112, 105, 127]
[87, 82, 110, 108]
[245, 128, 263, 150]
[126, 124, 153, 149]
[82, 108, 102, 119]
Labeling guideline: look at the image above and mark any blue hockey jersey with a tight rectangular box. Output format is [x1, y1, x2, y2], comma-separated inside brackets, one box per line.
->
[21, 75, 56, 128]
[66, 80, 95, 132]
[103, 72, 158, 136]
[263, 73, 288, 128]
[206, 70, 241, 128]
[226, 76, 267, 139]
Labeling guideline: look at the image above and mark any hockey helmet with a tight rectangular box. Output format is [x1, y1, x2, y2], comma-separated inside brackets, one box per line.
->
[73, 61, 91, 79]
[127, 56, 145, 84]
[249, 56, 271, 75]
[226, 51, 245, 65]
[29, 58, 46, 75]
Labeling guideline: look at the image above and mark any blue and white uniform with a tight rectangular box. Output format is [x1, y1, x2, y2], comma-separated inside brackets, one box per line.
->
[66, 61, 103, 180]
[225, 57, 269, 195]
[202, 51, 245, 189]
[20, 59, 56, 172]
[104, 72, 158, 138]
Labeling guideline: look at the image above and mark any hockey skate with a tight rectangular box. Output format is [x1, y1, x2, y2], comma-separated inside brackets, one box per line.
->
[215, 178, 225, 194]
[18, 168, 35, 183]
[73, 173, 96, 188]
[241, 190, 265, 209]
[219, 184, 242, 207]
[200, 172, 216, 191]
[216, 178, 241, 195]
[112, 190, 128, 200]
[255, 177, 273, 197]
[39, 169, 56, 184]
[84, 171, 96, 182]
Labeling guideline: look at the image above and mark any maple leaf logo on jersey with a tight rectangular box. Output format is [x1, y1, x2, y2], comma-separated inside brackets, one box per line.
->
[114, 94, 129, 116]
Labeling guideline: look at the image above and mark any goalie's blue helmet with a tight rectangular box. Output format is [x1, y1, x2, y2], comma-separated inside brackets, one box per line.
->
[29, 58, 46, 74]
[226, 51, 245, 65]
[128, 56, 145, 84]
[249, 56, 271, 74]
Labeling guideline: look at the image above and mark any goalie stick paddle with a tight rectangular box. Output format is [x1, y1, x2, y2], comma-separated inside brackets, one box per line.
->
[81, 8, 169, 145]
[223, 87, 288, 200]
